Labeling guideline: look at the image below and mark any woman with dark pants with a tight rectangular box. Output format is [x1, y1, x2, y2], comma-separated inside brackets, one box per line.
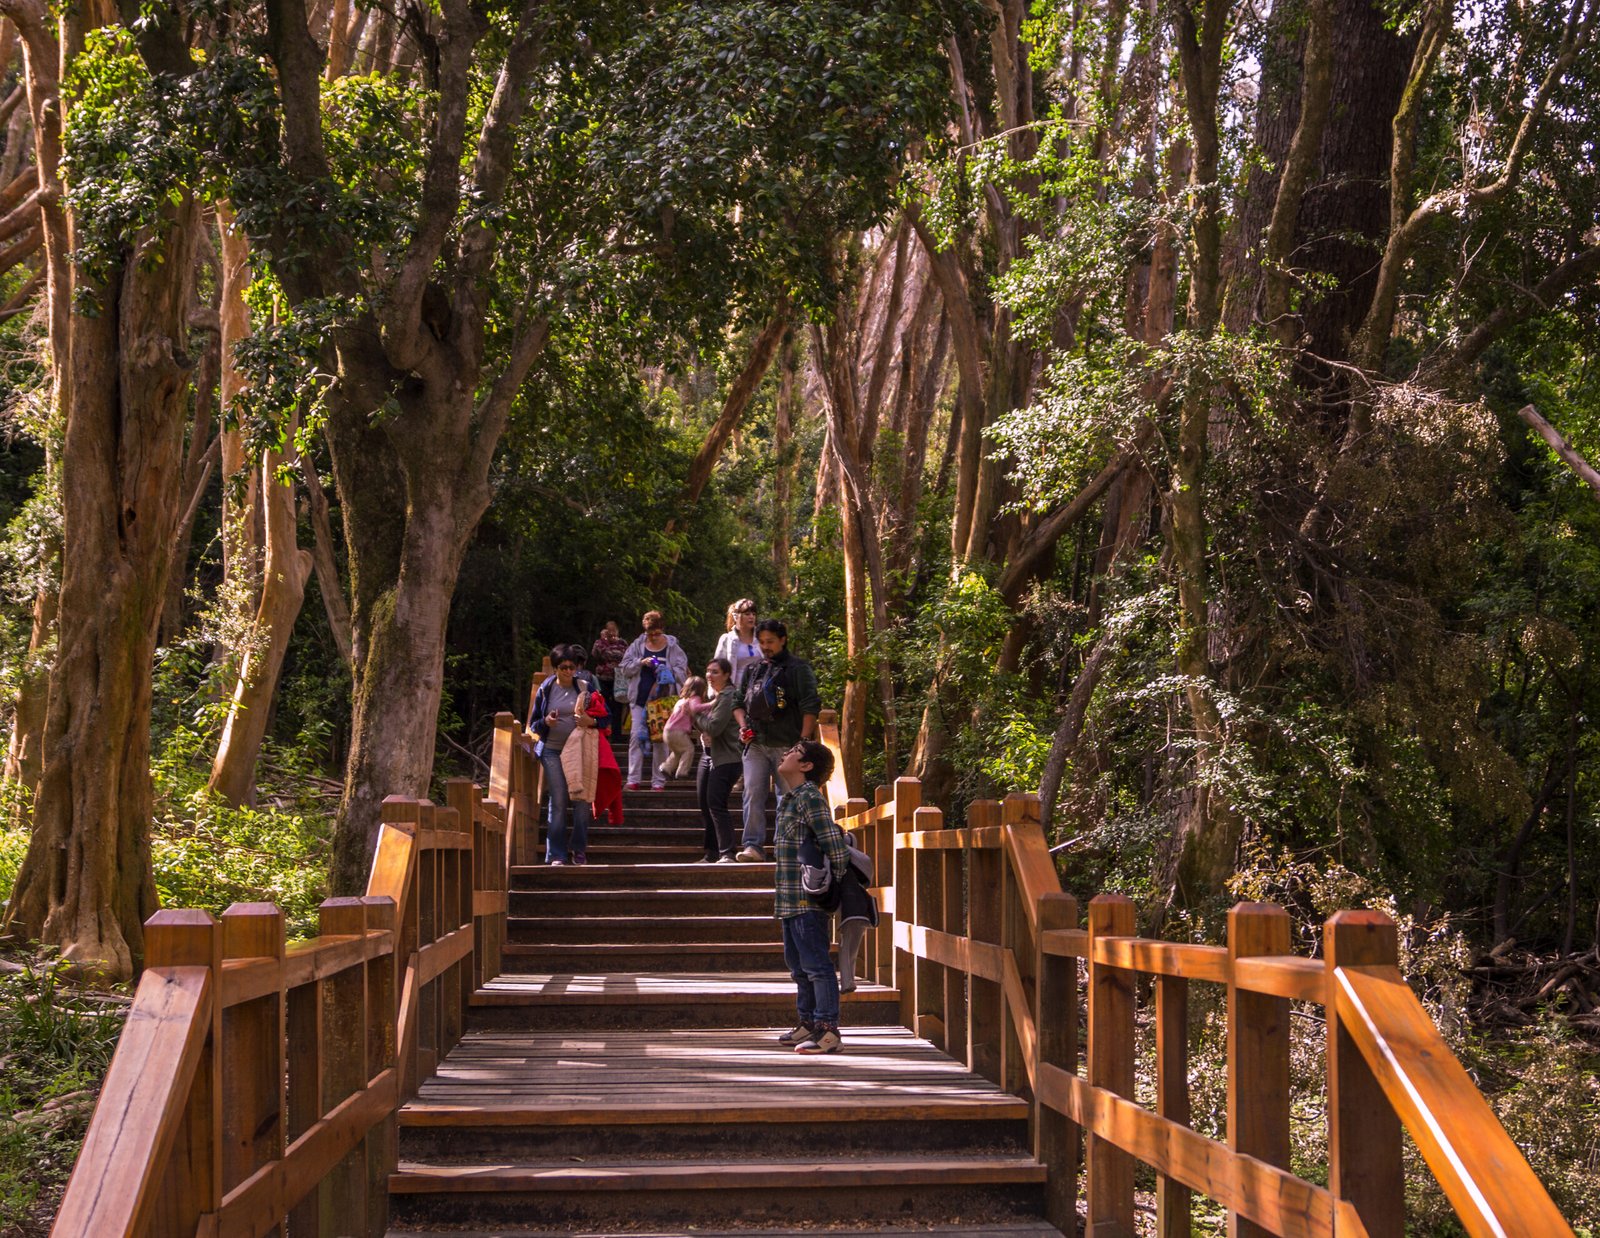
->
[694, 657, 742, 863]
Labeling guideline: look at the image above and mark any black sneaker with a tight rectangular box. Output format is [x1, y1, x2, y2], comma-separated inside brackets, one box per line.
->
[778, 1021, 816, 1046]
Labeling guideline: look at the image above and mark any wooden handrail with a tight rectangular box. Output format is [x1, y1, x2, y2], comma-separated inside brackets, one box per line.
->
[833, 764, 1575, 1238]
[51, 964, 213, 1237]
[1334, 963, 1573, 1238]
[54, 774, 511, 1238]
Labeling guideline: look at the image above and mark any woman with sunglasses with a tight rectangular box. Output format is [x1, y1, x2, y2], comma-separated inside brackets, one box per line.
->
[713, 599, 762, 687]
[693, 656, 743, 863]
[528, 644, 607, 866]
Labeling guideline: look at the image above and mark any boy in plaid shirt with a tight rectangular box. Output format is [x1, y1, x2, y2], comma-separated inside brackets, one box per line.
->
[772, 740, 849, 1055]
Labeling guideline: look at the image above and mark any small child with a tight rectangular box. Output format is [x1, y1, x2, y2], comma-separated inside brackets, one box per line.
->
[660, 676, 710, 779]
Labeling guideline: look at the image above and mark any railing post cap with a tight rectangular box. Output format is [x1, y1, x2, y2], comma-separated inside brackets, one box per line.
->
[146, 908, 217, 928]
[494, 711, 517, 728]
[221, 901, 282, 918]
[1228, 900, 1289, 920]
[1325, 908, 1398, 966]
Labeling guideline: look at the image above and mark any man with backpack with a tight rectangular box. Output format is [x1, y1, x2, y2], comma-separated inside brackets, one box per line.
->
[735, 618, 821, 861]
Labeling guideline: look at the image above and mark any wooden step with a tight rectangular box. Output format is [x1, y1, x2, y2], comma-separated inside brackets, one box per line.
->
[399, 1026, 1028, 1160]
[511, 862, 773, 891]
[540, 844, 729, 864]
[501, 941, 802, 972]
[563, 831, 713, 850]
[387, 1155, 1048, 1229]
[510, 888, 774, 917]
[506, 915, 780, 946]
[468, 973, 900, 1030]
[389, 1225, 1063, 1236]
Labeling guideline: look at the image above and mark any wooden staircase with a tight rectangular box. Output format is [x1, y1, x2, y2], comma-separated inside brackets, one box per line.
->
[384, 736, 1060, 1235]
[54, 710, 1580, 1238]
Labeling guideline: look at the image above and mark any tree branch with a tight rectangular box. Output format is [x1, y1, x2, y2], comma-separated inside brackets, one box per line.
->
[1517, 403, 1600, 499]
[1441, 245, 1600, 372]
[1260, 0, 1333, 336]
[382, 0, 483, 370]
[998, 419, 1155, 602]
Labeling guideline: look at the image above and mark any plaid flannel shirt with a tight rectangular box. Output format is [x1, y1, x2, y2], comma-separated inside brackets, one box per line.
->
[773, 779, 849, 920]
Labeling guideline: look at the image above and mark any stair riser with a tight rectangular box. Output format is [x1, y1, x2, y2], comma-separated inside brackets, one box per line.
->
[511, 891, 774, 916]
[467, 997, 901, 1032]
[388, 1181, 1047, 1230]
[565, 826, 721, 845]
[538, 847, 720, 864]
[500, 947, 796, 972]
[506, 918, 778, 945]
[511, 866, 772, 891]
[399, 1118, 1031, 1162]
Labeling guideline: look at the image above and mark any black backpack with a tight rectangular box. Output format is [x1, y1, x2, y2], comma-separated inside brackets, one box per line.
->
[744, 660, 788, 724]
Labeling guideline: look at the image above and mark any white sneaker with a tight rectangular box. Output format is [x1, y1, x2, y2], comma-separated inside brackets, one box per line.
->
[736, 846, 765, 863]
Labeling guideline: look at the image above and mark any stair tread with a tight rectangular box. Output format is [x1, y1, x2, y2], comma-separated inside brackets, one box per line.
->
[404, 1026, 1019, 1121]
[473, 973, 895, 1006]
[389, 1226, 1061, 1236]
[390, 1154, 1049, 1191]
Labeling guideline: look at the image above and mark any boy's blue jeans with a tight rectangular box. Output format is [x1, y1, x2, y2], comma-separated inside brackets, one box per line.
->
[781, 910, 839, 1028]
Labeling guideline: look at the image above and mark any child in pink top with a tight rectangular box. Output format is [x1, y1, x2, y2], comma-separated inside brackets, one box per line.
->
[660, 676, 710, 779]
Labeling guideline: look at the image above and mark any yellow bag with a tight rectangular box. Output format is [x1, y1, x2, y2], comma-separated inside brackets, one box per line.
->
[646, 694, 679, 742]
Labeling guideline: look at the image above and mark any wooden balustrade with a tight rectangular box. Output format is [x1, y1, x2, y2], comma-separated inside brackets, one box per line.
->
[825, 759, 1575, 1238]
[52, 778, 510, 1238]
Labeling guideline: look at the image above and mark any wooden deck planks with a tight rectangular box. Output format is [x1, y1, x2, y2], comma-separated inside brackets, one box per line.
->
[404, 1026, 1029, 1118]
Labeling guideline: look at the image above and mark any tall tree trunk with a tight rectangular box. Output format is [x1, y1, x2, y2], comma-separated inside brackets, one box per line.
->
[216, 211, 262, 643]
[1165, 0, 1240, 909]
[4, 206, 201, 977]
[0, 0, 73, 814]
[772, 330, 798, 596]
[301, 452, 354, 667]
[207, 438, 313, 804]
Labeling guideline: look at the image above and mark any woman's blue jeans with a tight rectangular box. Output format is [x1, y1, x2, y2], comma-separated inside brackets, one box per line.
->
[628, 704, 665, 786]
[781, 910, 839, 1028]
[540, 746, 591, 862]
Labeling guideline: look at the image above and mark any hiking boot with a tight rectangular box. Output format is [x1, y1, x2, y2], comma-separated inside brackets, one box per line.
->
[736, 846, 765, 863]
[795, 1026, 842, 1055]
[778, 1021, 816, 1046]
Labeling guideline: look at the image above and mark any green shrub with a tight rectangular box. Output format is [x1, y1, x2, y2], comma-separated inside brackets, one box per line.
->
[0, 953, 126, 1235]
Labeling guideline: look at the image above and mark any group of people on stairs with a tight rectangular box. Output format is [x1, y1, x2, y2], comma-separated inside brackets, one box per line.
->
[529, 601, 857, 1055]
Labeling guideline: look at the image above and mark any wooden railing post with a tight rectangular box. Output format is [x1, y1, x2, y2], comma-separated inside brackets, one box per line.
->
[1327, 910, 1404, 1238]
[892, 778, 921, 1028]
[999, 793, 1041, 1098]
[1227, 902, 1292, 1238]
[220, 903, 286, 1236]
[872, 787, 894, 984]
[1086, 893, 1136, 1237]
[1155, 967, 1191, 1238]
[942, 822, 968, 1066]
[913, 805, 946, 1047]
[967, 799, 1003, 1085]
[873, 785, 892, 986]
[362, 894, 398, 1238]
[146, 910, 222, 1235]
[318, 897, 370, 1234]
[1035, 891, 1079, 1234]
